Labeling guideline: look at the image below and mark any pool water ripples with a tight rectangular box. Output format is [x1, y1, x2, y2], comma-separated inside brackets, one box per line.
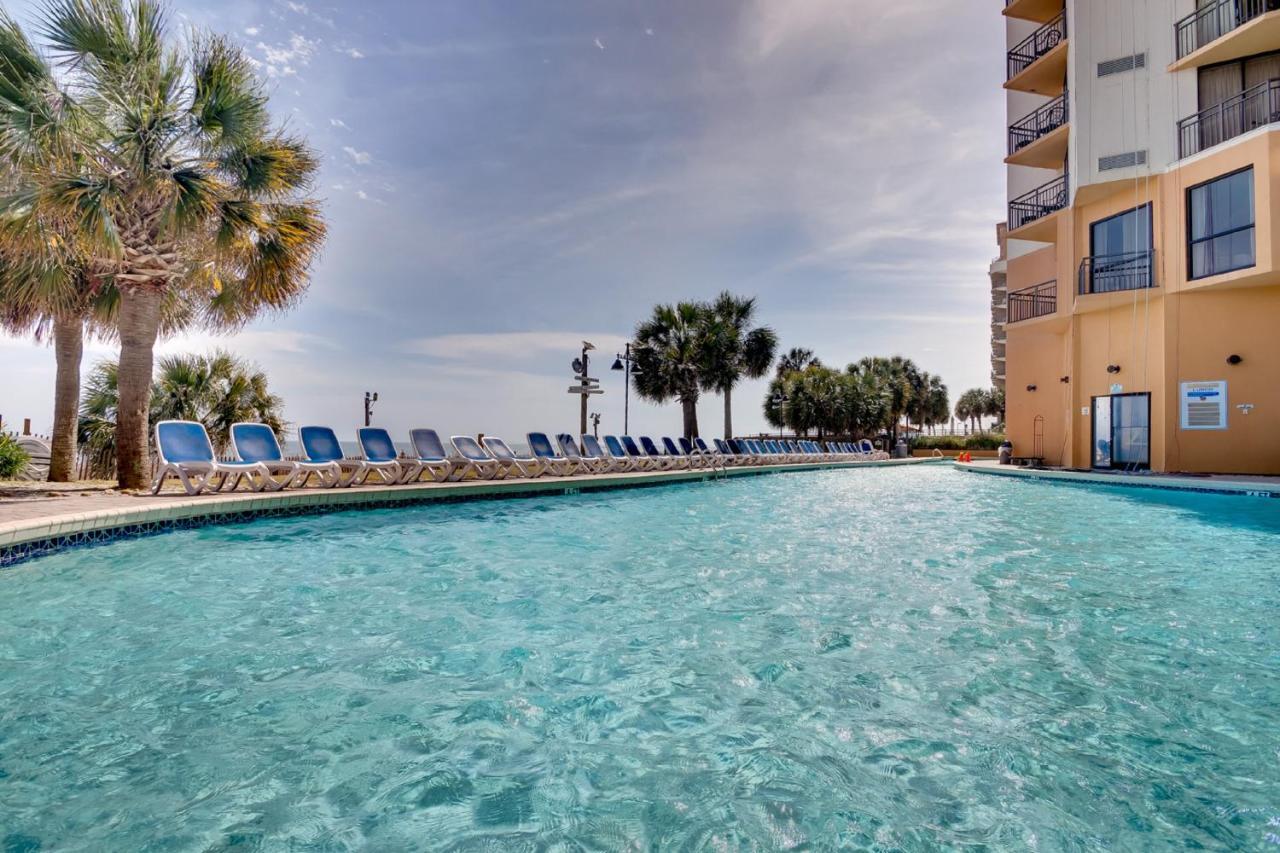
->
[1, 466, 1278, 849]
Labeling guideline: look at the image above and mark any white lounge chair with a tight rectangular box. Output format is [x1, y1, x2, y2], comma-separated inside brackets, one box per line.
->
[231, 422, 342, 488]
[152, 420, 276, 495]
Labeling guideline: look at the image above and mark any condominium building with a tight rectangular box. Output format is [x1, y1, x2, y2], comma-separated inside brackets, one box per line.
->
[990, 223, 1009, 391]
[1000, 0, 1279, 473]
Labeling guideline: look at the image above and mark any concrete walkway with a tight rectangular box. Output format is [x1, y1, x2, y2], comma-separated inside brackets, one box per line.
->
[1, 457, 939, 564]
[955, 458, 1280, 497]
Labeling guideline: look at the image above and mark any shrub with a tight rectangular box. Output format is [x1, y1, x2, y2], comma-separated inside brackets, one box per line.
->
[913, 432, 1006, 451]
[0, 433, 30, 478]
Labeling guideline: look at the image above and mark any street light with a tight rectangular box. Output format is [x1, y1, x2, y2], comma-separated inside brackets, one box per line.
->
[363, 391, 379, 427]
[770, 392, 789, 440]
[612, 342, 644, 435]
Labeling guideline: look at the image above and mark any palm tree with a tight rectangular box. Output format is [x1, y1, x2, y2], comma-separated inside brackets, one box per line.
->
[0, 2, 325, 489]
[955, 388, 988, 433]
[633, 302, 708, 438]
[775, 347, 821, 377]
[79, 350, 284, 467]
[852, 355, 919, 446]
[700, 292, 777, 440]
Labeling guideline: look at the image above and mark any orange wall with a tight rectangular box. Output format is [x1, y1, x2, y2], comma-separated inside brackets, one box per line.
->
[1003, 130, 1280, 474]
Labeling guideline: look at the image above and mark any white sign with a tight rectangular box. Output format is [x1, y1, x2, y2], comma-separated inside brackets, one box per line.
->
[1081, 406, 1090, 416]
[567, 386, 605, 395]
[1180, 381, 1227, 430]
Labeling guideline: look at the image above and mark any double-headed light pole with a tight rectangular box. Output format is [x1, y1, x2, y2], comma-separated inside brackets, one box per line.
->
[611, 343, 643, 435]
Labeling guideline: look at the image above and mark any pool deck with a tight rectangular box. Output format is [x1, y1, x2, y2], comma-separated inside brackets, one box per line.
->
[0, 456, 939, 567]
[955, 458, 1280, 497]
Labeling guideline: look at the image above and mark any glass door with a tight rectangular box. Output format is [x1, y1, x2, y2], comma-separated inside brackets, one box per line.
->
[1092, 396, 1112, 468]
[1092, 394, 1151, 469]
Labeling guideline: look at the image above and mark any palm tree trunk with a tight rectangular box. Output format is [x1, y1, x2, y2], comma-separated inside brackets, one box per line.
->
[723, 386, 733, 440]
[681, 396, 699, 439]
[47, 316, 84, 482]
[116, 287, 164, 490]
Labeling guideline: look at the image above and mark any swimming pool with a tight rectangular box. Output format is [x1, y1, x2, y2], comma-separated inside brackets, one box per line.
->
[1, 466, 1277, 848]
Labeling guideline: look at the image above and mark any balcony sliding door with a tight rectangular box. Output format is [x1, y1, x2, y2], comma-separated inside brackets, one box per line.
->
[1087, 204, 1153, 293]
[1092, 393, 1151, 470]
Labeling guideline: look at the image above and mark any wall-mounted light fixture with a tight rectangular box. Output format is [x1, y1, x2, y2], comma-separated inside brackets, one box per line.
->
[1106, 364, 1121, 374]
[1026, 384, 1037, 392]
[1059, 375, 1070, 384]
[1226, 354, 1243, 365]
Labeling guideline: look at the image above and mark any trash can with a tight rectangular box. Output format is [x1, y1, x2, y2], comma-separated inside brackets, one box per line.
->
[894, 439, 908, 459]
[998, 441, 1013, 465]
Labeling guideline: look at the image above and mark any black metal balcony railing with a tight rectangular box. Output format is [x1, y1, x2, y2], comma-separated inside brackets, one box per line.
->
[1175, 0, 1279, 59]
[1008, 12, 1067, 80]
[1078, 250, 1155, 295]
[1008, 173, 1068, 231]
[1178, 78, 1280, 158]
[1009, 93, 1069, 155]
[1007, 280, 1057, 322]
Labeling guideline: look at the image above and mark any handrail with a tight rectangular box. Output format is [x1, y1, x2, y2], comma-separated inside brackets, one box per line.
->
[1177, 78, 1280, 158]
[1007, 11, 1067, 80]
[1007, 280, 1057, 323]
[1175, 0, 1278, 60]
[1008, 172, 1068, 231]
[1008, 92, 1069, 155]
[1078, 250, 1156, 295]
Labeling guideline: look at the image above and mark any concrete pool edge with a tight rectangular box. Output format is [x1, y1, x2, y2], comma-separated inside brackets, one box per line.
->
[0, 457, 941, 568]
[955, 458, 1280, 498]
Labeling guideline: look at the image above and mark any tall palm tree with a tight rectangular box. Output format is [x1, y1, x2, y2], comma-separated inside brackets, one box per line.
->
[79, 350, 285, 467]
[852, 355, 919, 446]
[634, 302, 708, 438]
[0, 1, 325, 489]
[700, 292, 777, 440]
[775, 347, 821, 377]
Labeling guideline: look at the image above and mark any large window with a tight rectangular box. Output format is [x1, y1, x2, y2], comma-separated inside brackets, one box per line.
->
[1083, 204, 1153, 294]
[1188, 167, 1255, 279]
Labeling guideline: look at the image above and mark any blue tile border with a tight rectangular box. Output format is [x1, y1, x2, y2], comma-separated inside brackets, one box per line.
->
[1, 460, 933, 569]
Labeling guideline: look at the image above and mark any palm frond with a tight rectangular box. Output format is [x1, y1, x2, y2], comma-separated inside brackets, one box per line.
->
[188, 33, 267, 150]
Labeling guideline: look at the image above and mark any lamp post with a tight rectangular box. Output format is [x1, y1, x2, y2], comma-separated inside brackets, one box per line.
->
[770, 392, 789, 440]
[363, 391, 378, 427]
[611, 342, 643, 435]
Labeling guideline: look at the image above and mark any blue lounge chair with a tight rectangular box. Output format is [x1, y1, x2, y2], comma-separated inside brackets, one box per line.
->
[407, 428, 459, 482]
[357, 427, 417, 484]
[482, 436, 546, 478]
[300, 425, 384, 487]
[621, 436, 659, 471]
[712, 438, 744, 466]
[232, 422, 341, 488]
[152, 420, 276, 495]
[450, 435, 504, 480]
[602, 435, 640, 471]
[640, 436, 682, 470]
[560, 434, 610, 474]
[579, 434, 623, 472]
[527, 432, 581, 476]
[661, 437, 696, 469]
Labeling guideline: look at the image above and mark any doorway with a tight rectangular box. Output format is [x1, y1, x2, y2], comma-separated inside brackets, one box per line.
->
[1092, 393, 1151, 469]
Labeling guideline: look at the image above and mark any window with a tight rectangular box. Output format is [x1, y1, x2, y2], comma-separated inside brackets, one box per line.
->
[1188, 167, 1254, 279]
[1085, 204, 1153, 293]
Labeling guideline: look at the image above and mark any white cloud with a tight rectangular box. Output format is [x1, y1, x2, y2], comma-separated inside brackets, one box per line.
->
[401, 332, 627, 362]
[593, 38, 605, 50]
[341, 47, 364, 59]
[342, 146, 371, 165]
[256, 33, 318, 73]
[356, 190, 368, 200]
[329, 118, 350, 130]
[244, 26, 260, 36]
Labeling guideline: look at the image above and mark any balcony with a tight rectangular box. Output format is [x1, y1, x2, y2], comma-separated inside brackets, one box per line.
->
[1007, 280, 1057, 323]
[1008, 173, 1068, 239]
[1078, 250, 1155, 295]
[1006, 93, 1070, 168]
[1178, 78, 1280, 158]
[1171, 0, 1280, 70]
[1006, 13, 1068, 96]
[1003, 0, 1064, 24]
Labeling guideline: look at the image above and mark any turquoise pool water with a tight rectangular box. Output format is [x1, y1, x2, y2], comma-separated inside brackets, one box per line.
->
[2, 467, 1279, 849]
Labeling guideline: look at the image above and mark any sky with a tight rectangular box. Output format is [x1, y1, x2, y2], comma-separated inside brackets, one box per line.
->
[0, 0, 1007, 442]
